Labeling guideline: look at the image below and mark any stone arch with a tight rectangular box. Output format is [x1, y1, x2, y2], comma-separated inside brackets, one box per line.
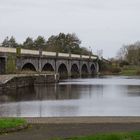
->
[71, 63, 80, 77]
[58, 63, 68, 78]
[90, 63, 96, 75]
[0, 57, 5, 74]
[41, 59, 55, 73]
[22, 63, 36, 71]
[81, 63, 88, 77]
[42, 63, 54, 72]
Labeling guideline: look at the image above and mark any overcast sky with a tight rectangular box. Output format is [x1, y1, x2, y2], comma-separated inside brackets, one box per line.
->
[0, 0, 140, 58]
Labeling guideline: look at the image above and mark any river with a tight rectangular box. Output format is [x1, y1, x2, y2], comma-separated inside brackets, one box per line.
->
[0, 76, 140, 117]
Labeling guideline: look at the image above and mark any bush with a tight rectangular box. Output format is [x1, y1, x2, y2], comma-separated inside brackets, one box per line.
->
[119, 60, 129, 67]
[111, 67, 121, 74]
[136, 70, 140, 75]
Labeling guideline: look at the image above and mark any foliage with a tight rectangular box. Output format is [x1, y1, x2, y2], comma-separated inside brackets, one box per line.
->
[2, 36, 9, 47]
[46, 33, 90, 54]
[2, 36, 19, 48]
[46, 33, 81, 52]
[16, 47, 21, 56]
[34, 36, 46, 49]
[53, 131, 140, 140]
[0, 118, 27, 129]
[6, 54, 16, 74]
[119, 60, 129, 67]
[110, 67, 121, 74]
[98, 59, 121, 75]
[120, 65, 140, 76]
[23, 37, 34, 49]
[98, 60, 111, 72]
[117, 41, 140, 65]
[0, 33, 92, 55]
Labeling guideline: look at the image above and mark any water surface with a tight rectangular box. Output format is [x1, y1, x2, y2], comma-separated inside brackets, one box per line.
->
[0, 76, 140, 117]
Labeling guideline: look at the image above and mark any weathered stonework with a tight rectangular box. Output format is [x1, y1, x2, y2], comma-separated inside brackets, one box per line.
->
[0, 74, 59, 92]
[0, 47, 99, 76]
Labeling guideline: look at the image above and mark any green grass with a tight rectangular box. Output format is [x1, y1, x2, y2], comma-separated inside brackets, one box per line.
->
[53, 131, 140, 140]
[0, 118, 27, 130]
[120, 69, 139, 76]
[120, 66, 140, 76]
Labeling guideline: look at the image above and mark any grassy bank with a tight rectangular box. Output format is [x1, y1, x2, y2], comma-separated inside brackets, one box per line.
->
[0, 118, 27, 133]
[55, 131, 140, 140]
[99, 65, 140, 76]
[120, 66, 140, 76]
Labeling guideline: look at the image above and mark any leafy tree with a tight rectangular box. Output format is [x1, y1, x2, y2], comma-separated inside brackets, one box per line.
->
[8, 36, 18, 48]
[118, 41, 140, 65]
[23, 37, 34, 49]
[2, 36, 9, 47]
[46, 33, 83, 54]
[80, 47, 91, 55]
[34, 36, 46, 49]
[2, 36, 18, 48]
[0, 33, 93, 55]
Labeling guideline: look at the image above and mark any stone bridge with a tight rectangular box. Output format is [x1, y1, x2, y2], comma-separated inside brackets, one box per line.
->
[0, 47, 99, 78]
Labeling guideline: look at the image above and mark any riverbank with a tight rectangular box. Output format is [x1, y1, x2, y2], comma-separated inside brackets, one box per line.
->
[0, 118, 27, 134]
[120, 66, 140, 76]
[99, 61, 140, 76]
[25, 116, 140, 124]
[0, 74, 59, 92]
[1, 117, 140, 140]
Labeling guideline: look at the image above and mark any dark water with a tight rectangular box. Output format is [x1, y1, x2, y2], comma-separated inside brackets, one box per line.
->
[0, 76, 140, 117]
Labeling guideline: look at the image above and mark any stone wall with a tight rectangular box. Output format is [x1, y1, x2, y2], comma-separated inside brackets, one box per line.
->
[34, 74, 59, 84]
[0, 74, 59, 92]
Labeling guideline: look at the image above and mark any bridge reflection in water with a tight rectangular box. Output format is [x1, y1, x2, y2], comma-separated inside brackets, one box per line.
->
[0, 83, 103, 117]
[0, 77, 140, 117]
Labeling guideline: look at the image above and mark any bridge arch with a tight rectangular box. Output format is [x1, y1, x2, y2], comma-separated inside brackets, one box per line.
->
[71, 63, 80, 77]
[90, 63, 96, 75]
[22, 63, 36, 71]
[58, 63, 68, 78]
[42, 63, 54, 72]
[81, 63, 89, 76]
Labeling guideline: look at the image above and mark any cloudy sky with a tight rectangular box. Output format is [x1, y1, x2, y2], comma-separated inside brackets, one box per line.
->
[0, 0, 140, 58]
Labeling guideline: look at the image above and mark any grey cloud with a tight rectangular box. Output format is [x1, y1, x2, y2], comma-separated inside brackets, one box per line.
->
[0, 0, 140, 58]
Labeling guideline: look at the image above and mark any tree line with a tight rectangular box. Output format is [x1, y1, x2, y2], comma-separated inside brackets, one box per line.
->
[1, 33, 92, 55]
[117, 41, 140, 66]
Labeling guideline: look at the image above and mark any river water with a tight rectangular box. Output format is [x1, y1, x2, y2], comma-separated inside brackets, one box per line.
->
[0, 76, 140, 117]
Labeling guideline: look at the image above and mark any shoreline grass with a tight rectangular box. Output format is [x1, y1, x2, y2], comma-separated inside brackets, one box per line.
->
[54, 131, 140, 140]
[120, 69, 140, 76]
[119, 65, 140, 76]
[0, 118, 27, 133]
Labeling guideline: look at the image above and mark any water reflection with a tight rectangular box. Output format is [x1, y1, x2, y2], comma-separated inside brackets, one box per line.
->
[0, 77, 140, 117]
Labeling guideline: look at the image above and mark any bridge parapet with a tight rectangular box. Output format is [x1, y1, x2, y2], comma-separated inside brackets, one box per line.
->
[58, 52, 69, 58]
[91, 56, 97, 59]
[82, 55, 90, 59]
[0, 47, 98, 60]
[42, 51, 56, 56]
[71, 54, 80, 58]
[0, 47, 16, 53]
[21, 49, 39, 55]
